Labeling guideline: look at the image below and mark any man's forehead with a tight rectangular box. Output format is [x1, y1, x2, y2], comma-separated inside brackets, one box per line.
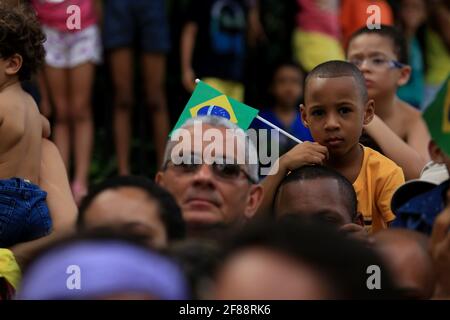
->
[279, 179, 343, 205]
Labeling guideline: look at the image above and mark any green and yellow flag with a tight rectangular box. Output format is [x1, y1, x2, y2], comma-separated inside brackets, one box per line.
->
[172, 80, 259, 133]
[423, 75, 450, 156]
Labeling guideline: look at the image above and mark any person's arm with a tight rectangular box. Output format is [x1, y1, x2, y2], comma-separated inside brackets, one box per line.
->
[39, 138, 78, 230]
[10, 139, 77, 269]
[247, 0, 266, 47]
[364, 115, 429, 180]
[257, 142, 329, 216]
[180, 21, 198, 93]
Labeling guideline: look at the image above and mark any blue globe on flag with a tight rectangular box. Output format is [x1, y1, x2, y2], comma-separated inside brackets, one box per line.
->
[196, 105, 231, 120]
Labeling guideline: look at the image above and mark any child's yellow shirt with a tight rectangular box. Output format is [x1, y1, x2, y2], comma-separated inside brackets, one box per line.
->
[353, 146, 405, 233]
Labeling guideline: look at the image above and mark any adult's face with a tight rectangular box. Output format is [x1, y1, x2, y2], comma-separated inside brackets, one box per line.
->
[156, 124, 263, 229]
[83, 187, 168, 249]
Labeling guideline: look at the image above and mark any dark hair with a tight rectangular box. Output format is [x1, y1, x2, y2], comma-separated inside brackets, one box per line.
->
[274, 165, 358, 220]
[305, 60, 368, 103]
[220, 215, 401, 299]
[78, 176, 186, 241]
[0, 4, 46, 81]
[349, 25, 408, 65]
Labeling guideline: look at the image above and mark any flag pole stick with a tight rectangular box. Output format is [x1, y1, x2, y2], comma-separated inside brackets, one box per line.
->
[256, 115, 303, 144]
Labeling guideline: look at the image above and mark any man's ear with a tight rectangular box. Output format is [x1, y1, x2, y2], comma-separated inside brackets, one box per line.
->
[244, 185, 264, 219]
[353, 212, 365, 227]
[363, 99, 375, 125]
[397, 65, 411, 87]
[300, 104, 309, 128]
[5, 54, 23, 76]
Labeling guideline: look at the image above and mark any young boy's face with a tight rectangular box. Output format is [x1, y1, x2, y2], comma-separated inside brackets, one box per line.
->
[301, 76, 374, 157]
[347, 34, 410, 100]
[272, 66, 303, 107]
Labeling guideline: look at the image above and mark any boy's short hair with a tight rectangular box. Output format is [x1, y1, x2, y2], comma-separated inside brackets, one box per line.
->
[349, 25, 408, 65]
[0, 4, 46, 81]
[305, 60, 368, 103]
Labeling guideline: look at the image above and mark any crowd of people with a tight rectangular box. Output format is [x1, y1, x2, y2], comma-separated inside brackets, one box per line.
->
[1, 0, 450, 300]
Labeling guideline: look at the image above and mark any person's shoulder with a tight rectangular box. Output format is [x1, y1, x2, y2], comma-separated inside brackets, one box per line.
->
[397, 99, 423, 123]
[0, 89, 19, 113]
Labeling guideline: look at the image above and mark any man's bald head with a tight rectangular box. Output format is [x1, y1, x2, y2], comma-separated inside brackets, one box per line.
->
[373, 229, 435, 299]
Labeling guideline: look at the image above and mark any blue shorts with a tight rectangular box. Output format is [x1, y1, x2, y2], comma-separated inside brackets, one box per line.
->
[0, 178, 52, 247]
[103, 0, 170, 53]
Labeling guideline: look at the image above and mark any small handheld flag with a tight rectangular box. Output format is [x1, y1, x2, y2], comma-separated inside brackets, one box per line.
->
[172, 80, 259, 132]
[423, 75, 450, 156]
[172, 80, 303, 143]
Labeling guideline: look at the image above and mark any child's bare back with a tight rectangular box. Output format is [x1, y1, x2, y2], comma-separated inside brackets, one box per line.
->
[0, 83, 44, 183]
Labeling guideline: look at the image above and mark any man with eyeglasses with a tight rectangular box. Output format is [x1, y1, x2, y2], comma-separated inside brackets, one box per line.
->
[156, 116, 263, 238]
[347, 25, 430, 181]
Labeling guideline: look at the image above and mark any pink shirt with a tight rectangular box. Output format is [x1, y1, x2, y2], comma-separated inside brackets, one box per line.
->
[32, 0, 97, 32]
[296, 0, 340, 39]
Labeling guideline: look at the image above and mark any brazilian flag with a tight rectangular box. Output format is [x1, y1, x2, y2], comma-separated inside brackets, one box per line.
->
[172, 80, 259, 133]
[423, 75, 450, 156]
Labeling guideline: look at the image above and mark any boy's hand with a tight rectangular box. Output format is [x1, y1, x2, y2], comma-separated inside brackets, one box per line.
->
[430, 188, 450, 299]
[280, 141, 329, 172]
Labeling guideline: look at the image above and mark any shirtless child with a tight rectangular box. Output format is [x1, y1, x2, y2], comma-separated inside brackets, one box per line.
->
[347, 26, 431, 180]
[0, 4, 54, 247]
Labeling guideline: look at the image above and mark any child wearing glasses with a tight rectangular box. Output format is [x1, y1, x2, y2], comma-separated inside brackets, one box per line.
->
[347, 25, 430, 180]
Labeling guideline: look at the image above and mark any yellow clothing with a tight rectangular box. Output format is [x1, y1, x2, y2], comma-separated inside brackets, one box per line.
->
[202, 77, 244, 102]
[425, 28, 450, 86]
[292, 29, 345, 72]
[0, 248, 21, 290]
[353, 147, 405, 233]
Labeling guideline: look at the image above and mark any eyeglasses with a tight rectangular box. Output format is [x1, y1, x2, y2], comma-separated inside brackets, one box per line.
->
[164, 154, 256, 183]
[348, 57, 405, 70]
